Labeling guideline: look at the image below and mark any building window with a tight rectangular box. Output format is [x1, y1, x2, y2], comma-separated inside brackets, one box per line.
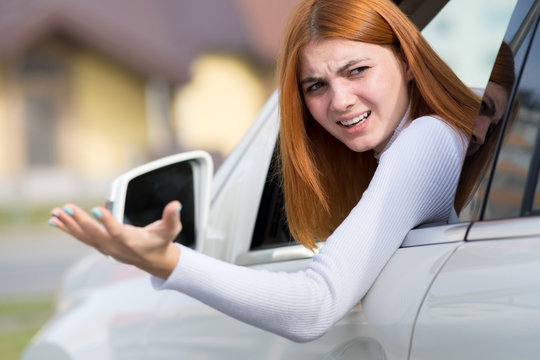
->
[24, 95, 58, 166]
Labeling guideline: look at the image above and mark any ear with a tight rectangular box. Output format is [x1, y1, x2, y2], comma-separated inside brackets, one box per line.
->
[399, 50, 413, 82]
[405, 62, 413, 82]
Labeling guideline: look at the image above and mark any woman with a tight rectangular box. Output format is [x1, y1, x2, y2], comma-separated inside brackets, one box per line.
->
[49, 0, 479, 342]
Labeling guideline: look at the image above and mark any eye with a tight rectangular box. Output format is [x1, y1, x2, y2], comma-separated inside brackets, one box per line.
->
[350, 66, 369, 76]
[305, 81, 325, 93]
[479, 98, 495, 117]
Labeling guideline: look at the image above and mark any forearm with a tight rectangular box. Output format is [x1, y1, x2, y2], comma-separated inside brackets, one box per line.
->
[153, 245, 339, 342]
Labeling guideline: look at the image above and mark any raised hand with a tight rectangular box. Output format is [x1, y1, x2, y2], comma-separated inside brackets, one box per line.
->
[48, 200, 183, 279]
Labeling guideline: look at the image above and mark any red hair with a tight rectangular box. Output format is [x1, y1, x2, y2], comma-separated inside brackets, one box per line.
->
[278, 0, 479, 250]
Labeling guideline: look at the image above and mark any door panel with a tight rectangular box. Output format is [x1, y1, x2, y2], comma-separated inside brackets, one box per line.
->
[248, 241, 461, 360]
[143, 240, 459, 359]
[411, 223, 540, 360]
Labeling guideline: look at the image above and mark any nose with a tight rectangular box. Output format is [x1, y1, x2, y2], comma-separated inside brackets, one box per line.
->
[329, 80, 356, 112]
[471, 115, 491, 146]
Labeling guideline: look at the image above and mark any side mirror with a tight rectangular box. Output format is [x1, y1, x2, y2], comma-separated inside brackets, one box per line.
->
[105, 151, 213, 249]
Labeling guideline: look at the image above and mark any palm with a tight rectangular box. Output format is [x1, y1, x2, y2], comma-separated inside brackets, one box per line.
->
[49, 200, 182, 279]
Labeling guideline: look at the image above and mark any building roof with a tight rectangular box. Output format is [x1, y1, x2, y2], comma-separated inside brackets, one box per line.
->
[0, 0, 300, 83]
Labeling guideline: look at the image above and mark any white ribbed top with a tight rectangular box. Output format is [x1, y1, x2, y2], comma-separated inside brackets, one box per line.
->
[152, 116, 466, 342]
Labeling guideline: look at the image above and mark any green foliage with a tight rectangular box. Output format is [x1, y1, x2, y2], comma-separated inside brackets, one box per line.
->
[0, 297, 54, 360]
[0, 201, 101, 228]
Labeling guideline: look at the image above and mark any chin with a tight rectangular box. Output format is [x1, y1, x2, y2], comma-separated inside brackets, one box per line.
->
[344, 139, 378, 153]
[346, 144, 374, 153]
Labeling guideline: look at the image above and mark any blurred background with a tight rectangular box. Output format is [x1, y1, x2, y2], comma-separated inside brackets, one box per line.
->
[0, 0, 300, 357]
[0, 0, 515, 358]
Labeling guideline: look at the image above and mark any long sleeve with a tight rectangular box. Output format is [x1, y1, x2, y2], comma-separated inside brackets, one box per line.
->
[152, 116, 467, 342]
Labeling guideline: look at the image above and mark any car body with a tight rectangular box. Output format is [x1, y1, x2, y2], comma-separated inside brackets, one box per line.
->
[23, 0, 540, 359]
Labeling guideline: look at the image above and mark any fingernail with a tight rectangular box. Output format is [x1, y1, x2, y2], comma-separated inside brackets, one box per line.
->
[91, 208, 102, 219]
[48, 219, 57, 227]
[51, 209, 60, 217]
[174, 204, 183, 214]
[63, 206, 74, 216]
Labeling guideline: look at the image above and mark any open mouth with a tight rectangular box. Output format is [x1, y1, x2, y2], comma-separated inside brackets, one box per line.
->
[339, 111, 371, 128]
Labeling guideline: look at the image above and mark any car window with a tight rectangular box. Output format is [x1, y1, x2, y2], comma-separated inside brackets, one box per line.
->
[250, 146, 294, 250]
[249, 0, 523, 251]
[459, 0, 540, 221]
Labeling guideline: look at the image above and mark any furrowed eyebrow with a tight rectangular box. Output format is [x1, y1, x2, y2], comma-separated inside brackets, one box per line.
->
[336, 59, 366, 74]
[300, 58, 369, 85]
[300, 76, 323, 85]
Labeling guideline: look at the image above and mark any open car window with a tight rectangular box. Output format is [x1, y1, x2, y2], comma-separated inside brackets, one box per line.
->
[249, 1, 519, 252]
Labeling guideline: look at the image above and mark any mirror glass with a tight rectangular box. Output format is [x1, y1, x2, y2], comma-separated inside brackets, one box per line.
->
[124, 161, 195, 247]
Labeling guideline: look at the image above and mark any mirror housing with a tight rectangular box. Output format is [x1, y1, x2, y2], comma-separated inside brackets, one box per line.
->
[105, 150, 213, 249]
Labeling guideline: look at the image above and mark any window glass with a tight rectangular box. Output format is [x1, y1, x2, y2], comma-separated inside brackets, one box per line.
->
[25, 96, 58, 166]
[458, 0, 538, 221]
[482, 12, 540, 220]
[125, 162, 196, 247]
[18, 52, 66, 168]
[421, 0, 517, 88]
[534, 170, 540, 212]
[250, 147, 294, 250]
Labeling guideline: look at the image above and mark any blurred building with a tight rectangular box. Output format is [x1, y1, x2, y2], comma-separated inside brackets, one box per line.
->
[0, 0, 299, 205]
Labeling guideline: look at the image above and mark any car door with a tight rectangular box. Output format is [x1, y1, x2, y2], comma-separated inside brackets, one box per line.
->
[411, 1, 540, 358]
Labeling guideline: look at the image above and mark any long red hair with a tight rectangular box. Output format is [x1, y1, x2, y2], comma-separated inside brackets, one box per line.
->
[278, 0, 479, 250]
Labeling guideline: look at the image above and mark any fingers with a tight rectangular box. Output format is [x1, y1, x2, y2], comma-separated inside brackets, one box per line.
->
[88, 206, 123, 240]
[49, 203, 108, 250]
[162, 201, 183, 236]
[48, 201, 182, 277]
[144, 201, 183, 241]
[50, 204, 86, 238]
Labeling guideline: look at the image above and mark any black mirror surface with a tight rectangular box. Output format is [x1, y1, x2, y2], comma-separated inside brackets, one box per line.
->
[124, 161, 195, 247]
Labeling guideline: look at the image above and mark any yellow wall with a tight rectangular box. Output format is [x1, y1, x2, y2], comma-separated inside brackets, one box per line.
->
[0, 66, 6, 174]
[173, 54, 269, 157]
[68, 50, 148, 175]
[0, 44, 274, 180]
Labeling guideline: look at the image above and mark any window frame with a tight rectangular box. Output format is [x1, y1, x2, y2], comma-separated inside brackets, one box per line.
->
[521, 122, 540, 215]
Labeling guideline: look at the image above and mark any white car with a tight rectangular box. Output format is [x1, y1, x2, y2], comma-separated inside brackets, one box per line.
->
[23, 0, 540, 359]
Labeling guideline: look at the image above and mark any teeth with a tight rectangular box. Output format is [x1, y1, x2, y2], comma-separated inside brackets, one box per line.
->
[340, 111, 370, 127]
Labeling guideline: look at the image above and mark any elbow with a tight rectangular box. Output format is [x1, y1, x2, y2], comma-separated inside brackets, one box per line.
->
[286, 332, 325, 343]
[276, 320, 334, 343]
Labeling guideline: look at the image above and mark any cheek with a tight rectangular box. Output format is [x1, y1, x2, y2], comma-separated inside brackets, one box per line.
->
[304, 98, 326, 124]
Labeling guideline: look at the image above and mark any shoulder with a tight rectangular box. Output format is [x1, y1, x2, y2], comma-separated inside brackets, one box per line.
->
[380, 115, 467, 164]
[407, 115, 458, 134]
[402, 115, 467, 148]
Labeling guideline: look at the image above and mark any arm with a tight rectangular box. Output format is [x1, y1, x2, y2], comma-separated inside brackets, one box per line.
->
[50, 116, 465, 342]
[152, 117, 466, 342]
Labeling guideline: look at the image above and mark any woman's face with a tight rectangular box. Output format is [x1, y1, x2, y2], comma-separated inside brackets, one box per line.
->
[299, 38, 412, 153]
[466, 82, 509, 156]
